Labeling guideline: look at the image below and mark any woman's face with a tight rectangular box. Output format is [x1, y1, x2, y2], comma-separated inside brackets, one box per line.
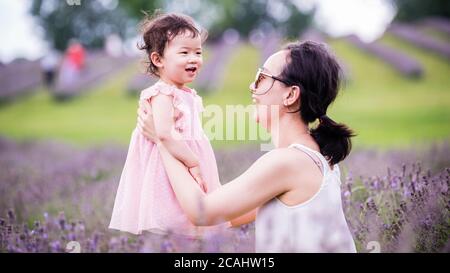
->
[251, 50, 290, 131]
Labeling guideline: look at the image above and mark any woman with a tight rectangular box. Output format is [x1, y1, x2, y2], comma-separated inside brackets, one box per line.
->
[137, 41, 357, 252]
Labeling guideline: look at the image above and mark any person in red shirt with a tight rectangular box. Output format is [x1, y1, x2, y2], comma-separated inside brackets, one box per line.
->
[66, 42, 85, 71]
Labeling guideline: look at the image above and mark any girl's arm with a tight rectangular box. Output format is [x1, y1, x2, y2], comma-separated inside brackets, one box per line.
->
[150, 94, 199, 168]
[156, 142, 293, 226]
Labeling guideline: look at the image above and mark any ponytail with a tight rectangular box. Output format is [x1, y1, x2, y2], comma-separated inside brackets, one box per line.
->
[281, 41, 356, 165]
[310, 115, 355, 166]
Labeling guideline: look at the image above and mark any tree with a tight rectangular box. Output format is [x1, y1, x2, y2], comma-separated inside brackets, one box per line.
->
[31, 0, 314, 51]
[119, 0, 161, 19]
[393, 0, 450, 22]
[121, 0, 313, 40]
[30, 0, 133, 51]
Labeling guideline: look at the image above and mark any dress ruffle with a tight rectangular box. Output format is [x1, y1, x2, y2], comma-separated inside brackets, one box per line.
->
[140, 81, 188, 133]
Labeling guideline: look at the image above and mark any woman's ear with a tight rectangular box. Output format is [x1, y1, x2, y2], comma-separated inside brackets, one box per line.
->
[150, 52, 164, 69]
[283, 85, 301, 107]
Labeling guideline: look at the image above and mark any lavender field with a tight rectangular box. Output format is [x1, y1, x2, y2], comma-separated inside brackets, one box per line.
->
[0, 136, 448, 253]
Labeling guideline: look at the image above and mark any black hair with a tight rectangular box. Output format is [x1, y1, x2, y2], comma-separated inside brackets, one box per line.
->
[280, 40, 355, 165]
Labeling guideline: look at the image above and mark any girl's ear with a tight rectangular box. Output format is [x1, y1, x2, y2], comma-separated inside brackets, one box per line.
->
[283, 85, 301, 107]
[150, 52, 164, 68]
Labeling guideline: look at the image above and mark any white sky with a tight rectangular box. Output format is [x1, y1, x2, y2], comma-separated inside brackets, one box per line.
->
[0, 0, 48, 63]
[0, 0, 396, 63]
[310, 0, 396, 42]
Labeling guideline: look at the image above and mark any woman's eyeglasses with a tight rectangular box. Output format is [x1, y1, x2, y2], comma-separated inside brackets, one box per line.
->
[250, 68, 290, 95]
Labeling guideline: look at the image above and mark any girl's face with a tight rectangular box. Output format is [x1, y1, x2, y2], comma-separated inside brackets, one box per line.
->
[250, 50, 291, 131]
[156, 32, 203, 88]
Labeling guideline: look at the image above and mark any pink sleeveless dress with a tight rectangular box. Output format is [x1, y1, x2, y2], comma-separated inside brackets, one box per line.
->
[109, 81, 227, 237]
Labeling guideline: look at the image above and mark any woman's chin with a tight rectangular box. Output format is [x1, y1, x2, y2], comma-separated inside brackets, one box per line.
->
[253, 114, 270, 131]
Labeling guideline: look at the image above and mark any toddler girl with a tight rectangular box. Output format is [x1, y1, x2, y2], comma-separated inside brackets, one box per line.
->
[109, 12, 226, 237]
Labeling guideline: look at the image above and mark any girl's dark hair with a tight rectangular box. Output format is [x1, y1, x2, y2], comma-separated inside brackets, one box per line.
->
[137, 11, 208, 77]
[280, 41, 355, 165]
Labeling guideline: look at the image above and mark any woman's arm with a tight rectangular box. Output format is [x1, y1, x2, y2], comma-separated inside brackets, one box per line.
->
[230, 208, 258, 227]
[156, 142, 292, 226]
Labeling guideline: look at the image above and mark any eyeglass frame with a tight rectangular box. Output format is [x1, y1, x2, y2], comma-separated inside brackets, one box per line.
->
[250, 67, 292, 95]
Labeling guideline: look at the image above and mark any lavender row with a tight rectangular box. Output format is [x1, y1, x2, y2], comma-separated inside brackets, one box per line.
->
[0, 60, 42, 103]
[126, 72, 157, 97]
[52, 52, 135, 101]
[250, 30, 282, 66]
[299, 28, 352, 81]
[346, 35, 423, 78]
[420, 17, 450, 36]
[389, 23, 450, 60]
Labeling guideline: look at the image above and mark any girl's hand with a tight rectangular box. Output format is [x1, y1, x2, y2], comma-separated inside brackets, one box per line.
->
[188, 166, 208, 193]
[137, 100, 158, 142]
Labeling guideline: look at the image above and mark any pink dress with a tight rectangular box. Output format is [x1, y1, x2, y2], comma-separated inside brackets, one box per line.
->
[109, 81, 227, 236]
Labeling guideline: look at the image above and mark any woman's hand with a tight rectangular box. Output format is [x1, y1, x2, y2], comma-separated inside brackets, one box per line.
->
[137, 100, 158, 143]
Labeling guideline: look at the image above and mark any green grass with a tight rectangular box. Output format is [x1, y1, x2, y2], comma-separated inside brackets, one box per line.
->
[0, 36, 449, 149]
[201, 43, 265, 148]
[326, 35, 450, 149]
[0, 63, 140, 147]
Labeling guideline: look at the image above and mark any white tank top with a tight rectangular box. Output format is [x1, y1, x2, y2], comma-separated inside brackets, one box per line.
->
[255, 143, 357, 253]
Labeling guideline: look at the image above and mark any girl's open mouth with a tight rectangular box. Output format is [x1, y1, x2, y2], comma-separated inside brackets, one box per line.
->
[185, 67, 197, 73]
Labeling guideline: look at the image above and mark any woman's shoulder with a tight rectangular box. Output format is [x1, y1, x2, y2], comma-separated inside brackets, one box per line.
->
[243, 148, 314, 195]
[257, 147, 313, 173]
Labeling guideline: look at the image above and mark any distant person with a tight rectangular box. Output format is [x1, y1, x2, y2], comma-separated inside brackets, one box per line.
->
[66, 41, 85, 70]
[40, 49, 60, 87]
[58, 41, 85, 87]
